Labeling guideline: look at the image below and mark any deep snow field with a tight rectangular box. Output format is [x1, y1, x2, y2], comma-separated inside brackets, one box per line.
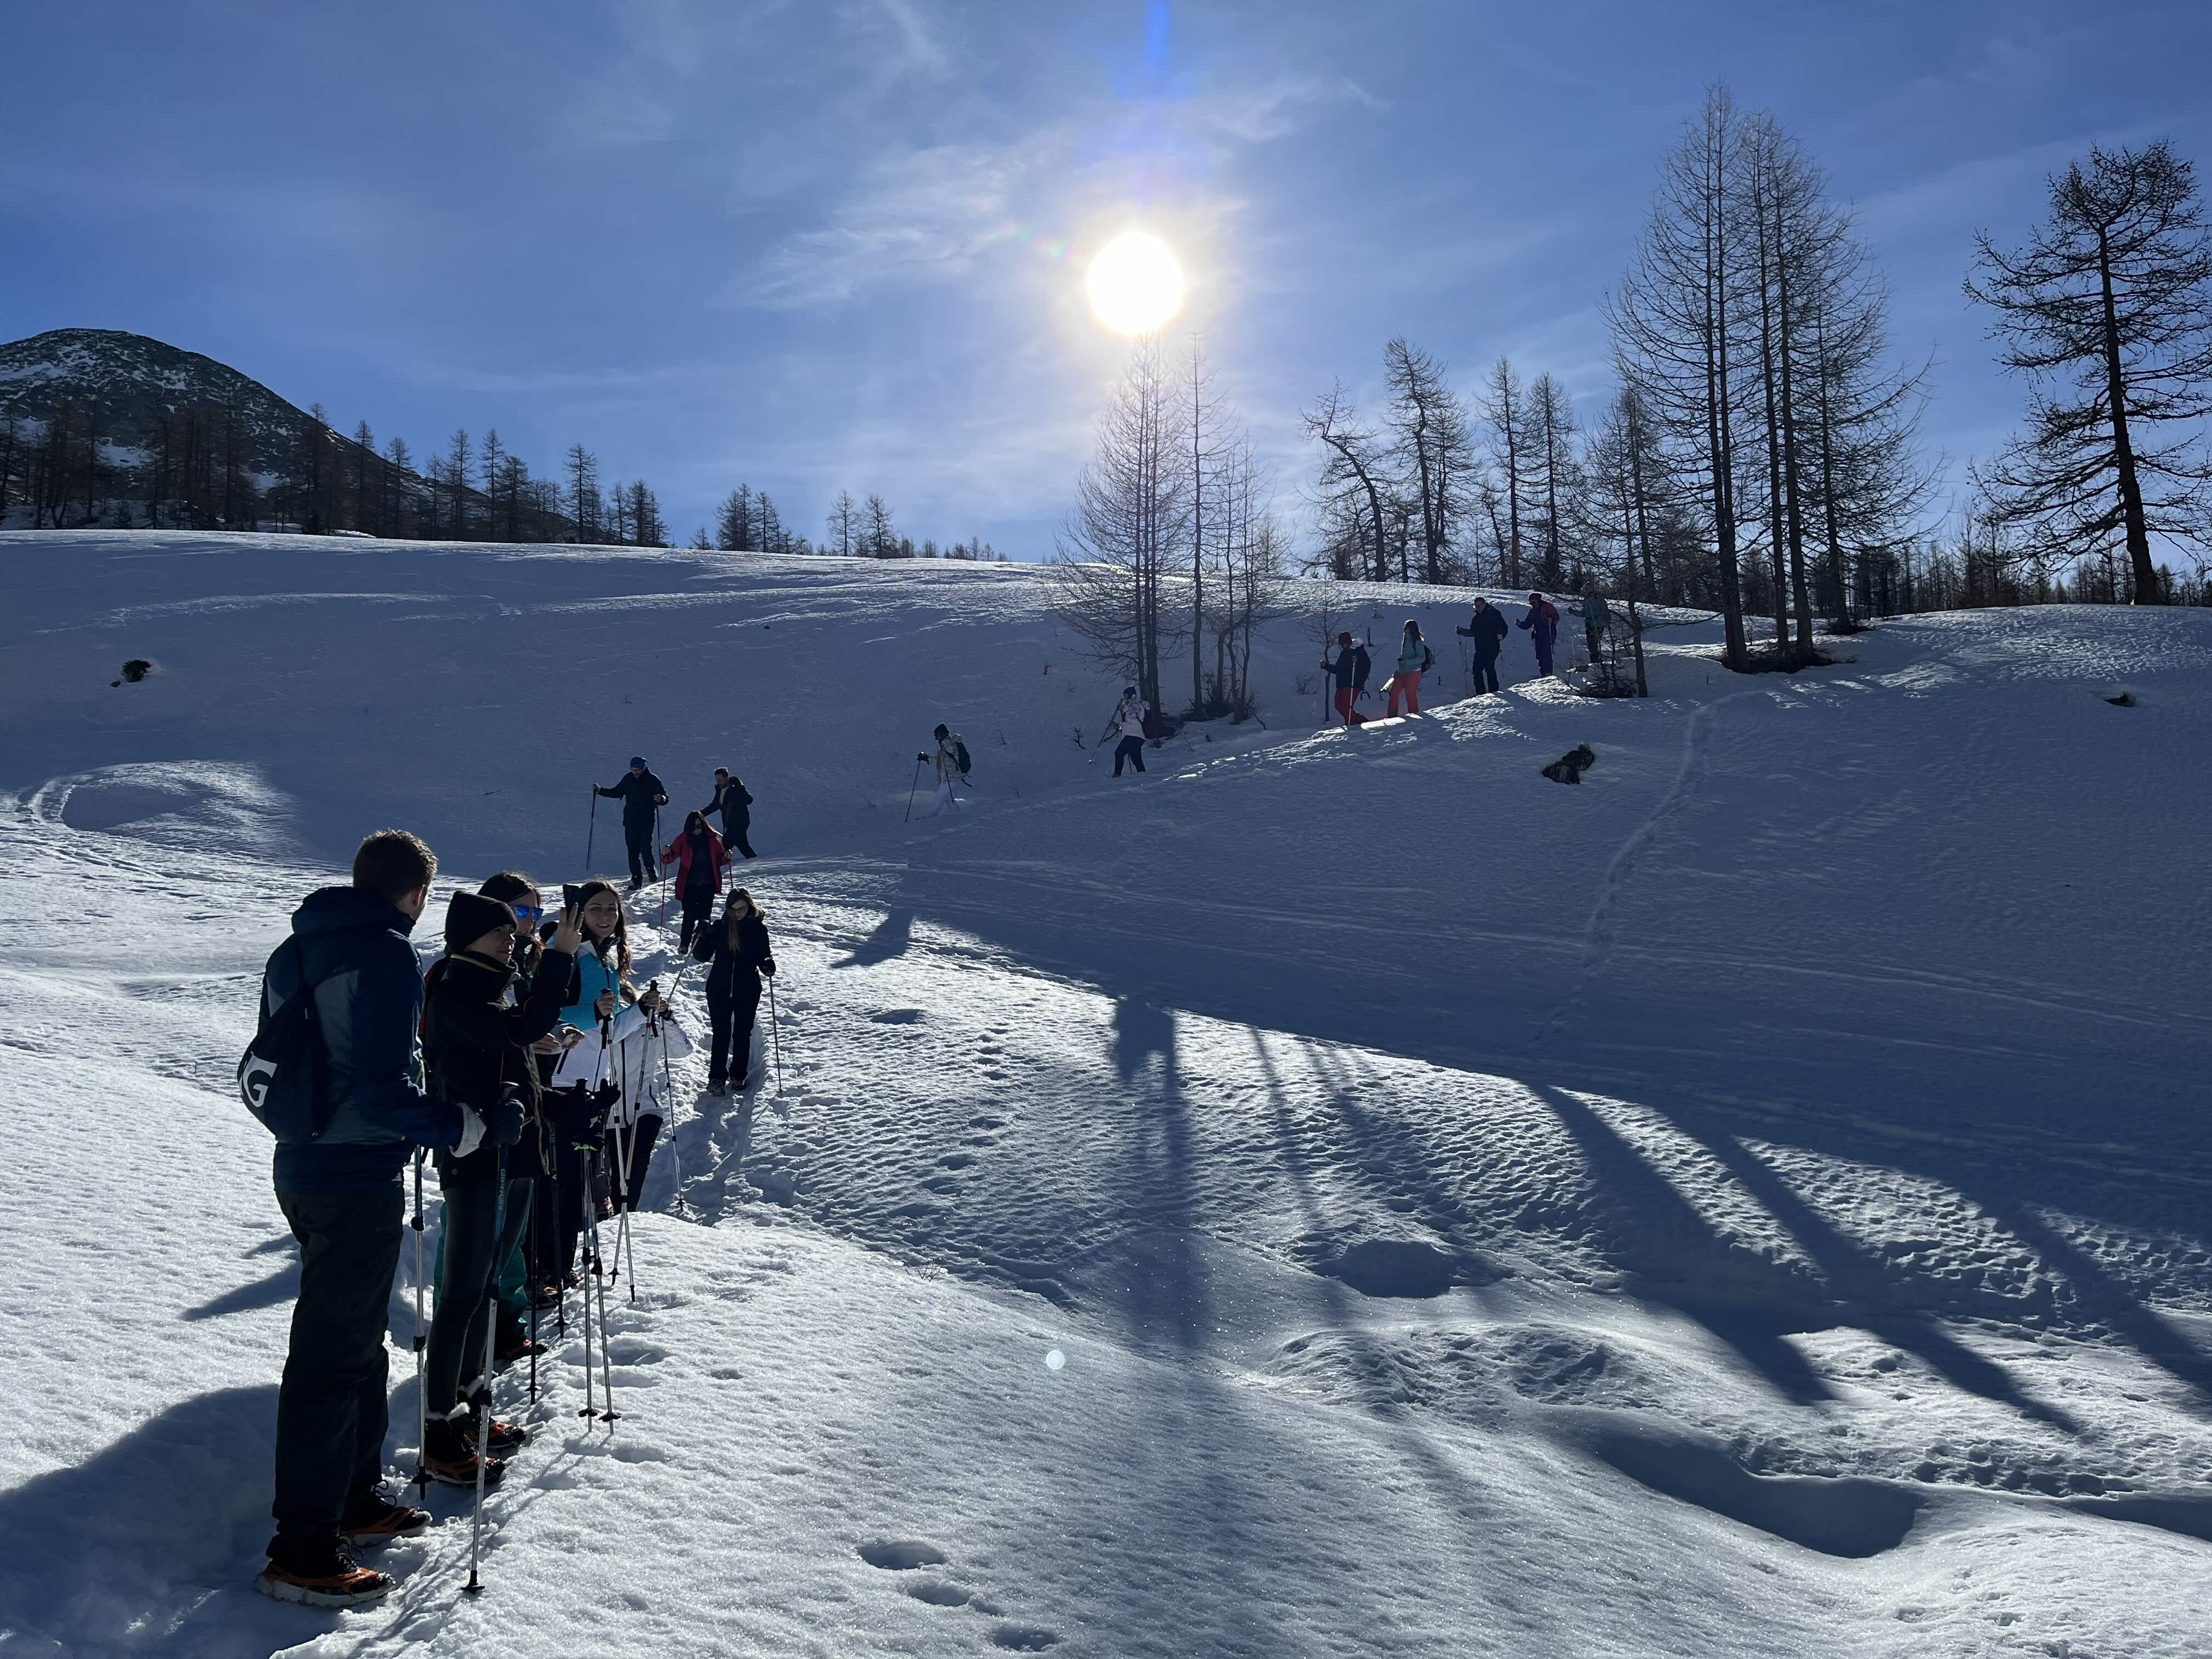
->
[1, 530, 2208, 1658]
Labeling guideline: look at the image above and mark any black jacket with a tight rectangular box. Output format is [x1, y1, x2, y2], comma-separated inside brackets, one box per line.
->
[692, 911, 775, 999]
[701, 778, 754, 832]
[1328, 645, 1372, 691]
[596, 770, 668, 824]
[423, 945, 575, 1184]
[1456, 608, 1509, 656]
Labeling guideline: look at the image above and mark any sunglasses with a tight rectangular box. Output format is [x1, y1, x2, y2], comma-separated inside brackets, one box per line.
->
[509, 904, 545, 923]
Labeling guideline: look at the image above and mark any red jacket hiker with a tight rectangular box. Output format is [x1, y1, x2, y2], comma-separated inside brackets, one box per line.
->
[660, 822, 730, 894]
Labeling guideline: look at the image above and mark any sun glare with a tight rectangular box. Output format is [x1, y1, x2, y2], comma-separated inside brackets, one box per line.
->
[1087, 231, 1186, 336]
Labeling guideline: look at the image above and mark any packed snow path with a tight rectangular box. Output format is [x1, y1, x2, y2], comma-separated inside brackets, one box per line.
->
[1, 533, 2207, 1657]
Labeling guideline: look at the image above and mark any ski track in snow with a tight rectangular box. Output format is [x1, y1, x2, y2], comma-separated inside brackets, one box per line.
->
[1, 532, 2209, 1657]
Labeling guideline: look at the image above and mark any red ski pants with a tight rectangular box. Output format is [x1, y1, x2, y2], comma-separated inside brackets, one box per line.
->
[1334, 687, 1366, 726]
[1386, 672, 1421, 716]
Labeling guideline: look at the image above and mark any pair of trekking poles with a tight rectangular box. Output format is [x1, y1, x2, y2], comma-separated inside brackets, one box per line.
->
[586, 792, 674, 925]
[407, 1135, 533, 1595]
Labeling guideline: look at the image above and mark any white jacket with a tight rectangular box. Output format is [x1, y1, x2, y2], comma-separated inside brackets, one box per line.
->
[550, 1002, 694, 1126]
[1110, 694, 1148, 737]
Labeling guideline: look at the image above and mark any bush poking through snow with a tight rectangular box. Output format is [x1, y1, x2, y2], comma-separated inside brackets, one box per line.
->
[111, 658, 153, 687]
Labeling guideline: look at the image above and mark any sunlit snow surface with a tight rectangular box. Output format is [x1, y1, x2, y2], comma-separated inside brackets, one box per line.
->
[1, 532, 2208, 1657]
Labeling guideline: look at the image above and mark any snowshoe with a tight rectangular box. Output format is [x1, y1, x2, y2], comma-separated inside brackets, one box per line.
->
[494, 1333, 548, 1369]
[420, 1420, 509, 1488]
[339, 1494, 430, 1547]
[258, 1537, 394, 1608]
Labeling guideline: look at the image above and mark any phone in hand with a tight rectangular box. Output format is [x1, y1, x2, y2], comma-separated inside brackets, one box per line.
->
[563, 883, 584, 909]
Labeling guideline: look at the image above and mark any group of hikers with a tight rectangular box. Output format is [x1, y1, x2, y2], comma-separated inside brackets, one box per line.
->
[252, 802, 780, 1607]
[1320, 590, 1611, 725]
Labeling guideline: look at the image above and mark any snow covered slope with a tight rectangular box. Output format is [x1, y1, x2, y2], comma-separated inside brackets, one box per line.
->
[1, 530, 2208, 1658]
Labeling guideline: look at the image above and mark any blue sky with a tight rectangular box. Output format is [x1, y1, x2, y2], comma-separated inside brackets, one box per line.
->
[4, 0, 2208, 555]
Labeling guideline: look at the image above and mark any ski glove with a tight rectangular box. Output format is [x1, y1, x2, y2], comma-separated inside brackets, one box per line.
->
[488, 1086, 527, 1149]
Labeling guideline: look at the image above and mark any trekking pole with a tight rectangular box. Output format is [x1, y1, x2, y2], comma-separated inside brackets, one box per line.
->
[585, 789, 598, 869]
[586, 1193, 619, 1427]
[576, 1161, 599, 1422]
[654, 807, 668, 927]
[410, 1150, 430, 1500]
[465, 1146, 511, 1596]
[768, 974, 785, 1097]
[524, 1171, 540, 1407]
[902, 757, 923, 821]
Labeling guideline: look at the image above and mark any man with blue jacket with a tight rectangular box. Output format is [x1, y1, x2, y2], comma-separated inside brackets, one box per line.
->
[257, 830, 522, 1609]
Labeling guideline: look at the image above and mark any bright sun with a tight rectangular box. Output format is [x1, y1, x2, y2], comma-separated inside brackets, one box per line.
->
[1087, 231, 1186, 336]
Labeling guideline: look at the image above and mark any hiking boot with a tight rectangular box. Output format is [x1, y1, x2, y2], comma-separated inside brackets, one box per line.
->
[339, 1488, 430, 1547]
[421, 1420, 508, 1488]
[472, 1414, 531, 1457]
[258, 1535, 394, 1608]
[495, 1332, 548, 1369]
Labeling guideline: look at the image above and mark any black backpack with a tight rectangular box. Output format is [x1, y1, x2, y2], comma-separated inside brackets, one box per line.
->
[953, 737, 972, 776]
[1422, 643, 1435, 672]
[237, 939, 337, 1144]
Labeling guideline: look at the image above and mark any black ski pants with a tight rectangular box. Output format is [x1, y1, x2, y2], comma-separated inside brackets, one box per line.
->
[678, 888, 714, 953]
[707, 973, 762, 1088]
[1471, 653, 1500, 695]
[546, 1087, 597, 1280]
[623, 815, 655, 885]
[272, 1184, 403, 1541]
[721, 811, 758, 859]
[603, 1114, 664, 1211]
[1113, 736, 1146, 776]
[424, 1172, 531, 1421]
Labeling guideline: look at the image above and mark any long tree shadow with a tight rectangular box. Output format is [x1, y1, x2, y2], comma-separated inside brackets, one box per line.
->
[1639, 1097, 2083, 1434]
[1526, 1085, 1838, 1405]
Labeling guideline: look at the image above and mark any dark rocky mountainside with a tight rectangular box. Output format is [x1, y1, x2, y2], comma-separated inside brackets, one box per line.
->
[0, 328, 315, 478]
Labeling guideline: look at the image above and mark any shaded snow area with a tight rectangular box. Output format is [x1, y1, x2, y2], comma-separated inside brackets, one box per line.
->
[1, 529, 2208, 1657]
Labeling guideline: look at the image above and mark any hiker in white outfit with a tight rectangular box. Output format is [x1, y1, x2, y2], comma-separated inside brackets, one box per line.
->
[919, 724, 963, 817]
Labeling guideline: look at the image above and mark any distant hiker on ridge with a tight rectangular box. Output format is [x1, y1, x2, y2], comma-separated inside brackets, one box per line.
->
[1572, 589, 1611, 667]
[1517, 592, 1561, 678]
[918, 724, 966, 817]
[1384, 619, 1432, 717]
[1322, 632, 1372, 726]
[594, 758, 668, 893]
[699, 765, 757, 860]
[1103, 685, 1149, 777]
[1455, 598, 1508, 695]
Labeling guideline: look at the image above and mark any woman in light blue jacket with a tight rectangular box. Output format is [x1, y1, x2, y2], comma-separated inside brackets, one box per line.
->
[1386, 619, 1431, 716]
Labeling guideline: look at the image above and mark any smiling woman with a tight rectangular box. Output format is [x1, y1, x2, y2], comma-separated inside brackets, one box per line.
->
[1086, 230, 1186, 336]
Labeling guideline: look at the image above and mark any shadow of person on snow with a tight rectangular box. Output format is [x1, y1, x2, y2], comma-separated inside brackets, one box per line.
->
[0, 1384, 363, 1655]
[834, 907, 913, 968]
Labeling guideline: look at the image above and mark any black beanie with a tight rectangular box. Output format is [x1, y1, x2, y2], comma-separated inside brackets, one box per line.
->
[445, 890, 517, 953]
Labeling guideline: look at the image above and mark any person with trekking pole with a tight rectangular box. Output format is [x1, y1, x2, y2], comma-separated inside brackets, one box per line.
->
[417, 889, 573, 1486]
[1517, 591, 1561, 677]
[1455, 597, 1509, 695]
[659, 809, 730, 955]
[692, 887, 775, 1097]
[252, 831, 486, 1609]
[1321, 632, 1372, 727]
[1101, 685, 1149, 777]
[1384, 619, 1432, 716]
[701, 765, 758, 859]
[474, 873, 574, 1379]
[543, 883, 656, 1295]
[917, 724, 966, 818]
[592, 758, 668, 893]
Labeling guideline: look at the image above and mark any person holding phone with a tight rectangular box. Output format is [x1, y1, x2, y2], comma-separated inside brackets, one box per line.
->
[417, 888, 578, 1484]
[545, 882, 662, 1267]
